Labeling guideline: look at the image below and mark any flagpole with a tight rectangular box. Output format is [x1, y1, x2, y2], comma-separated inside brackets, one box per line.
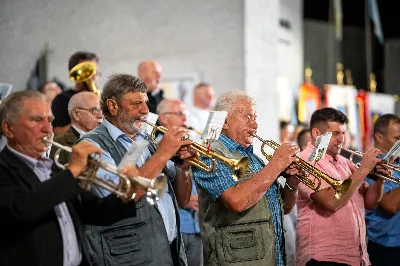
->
[365, 0, 373, 90]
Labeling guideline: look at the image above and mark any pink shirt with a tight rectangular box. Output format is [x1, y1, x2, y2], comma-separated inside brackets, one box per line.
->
[296, 143, 369, 266]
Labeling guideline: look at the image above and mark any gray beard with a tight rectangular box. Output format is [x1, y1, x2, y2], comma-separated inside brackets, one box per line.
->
[118, 111, 142, 135]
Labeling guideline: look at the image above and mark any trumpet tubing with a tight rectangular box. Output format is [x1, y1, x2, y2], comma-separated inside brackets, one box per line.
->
[43, 137, 166, 204]
[252, 134, 351, 199]
[142, 120, 249, 181]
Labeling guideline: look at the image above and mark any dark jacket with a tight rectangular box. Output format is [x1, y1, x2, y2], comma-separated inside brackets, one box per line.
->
[0, 147, 136, 266]
[49, 126, 80, 165]
[146, 90, 164, 114]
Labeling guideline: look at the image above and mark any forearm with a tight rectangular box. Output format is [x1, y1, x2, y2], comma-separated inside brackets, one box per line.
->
[221, 164, 281, 212]
[364, 178, 384, 210]
[173, 167, 192, 208]
[282, 184, 298, 214]
[313, 166, 370, 211]
[379, 187, 400, 214]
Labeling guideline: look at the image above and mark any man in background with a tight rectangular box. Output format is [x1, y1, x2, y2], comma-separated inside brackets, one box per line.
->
[138, 60, 163, 114]
[39, 81, 62, 105]
[297, 128, 311, 151]
[366, 114, 400, 266]
[187, 83, 215, 139]
[50, 91, 103, 165]
[52, 51, 99, 136]
[158, 99, 202, 266]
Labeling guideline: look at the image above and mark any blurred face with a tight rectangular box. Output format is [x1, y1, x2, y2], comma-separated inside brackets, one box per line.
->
[195, 85, 215, 109]
[72, 94, 103, 132]
[138, 62, 162, 92]
[42, 82, 62, 104]
[159, 102, 188, 129]
[375, 121, 400, 153]
[116, 92, 149, 135]
[224, 99, 258, 147]
[3, 98, 53, 159]
[315, 121, 346, 156]
[280, 125, 293, 144]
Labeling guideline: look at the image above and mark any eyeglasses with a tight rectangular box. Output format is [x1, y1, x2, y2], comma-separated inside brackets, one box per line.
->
[75, 107, 103, 115]
[162, 111, 189, 117]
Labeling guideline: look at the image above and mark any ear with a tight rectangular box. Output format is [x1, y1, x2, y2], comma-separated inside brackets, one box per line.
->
[374, 132, 384, 143]
[158, 114, 167, 126]
[71, 109, 80, 122]
[311, 128, 320, 140]
[222, 116, 229, 130]
[2, 120, 14, 139]
[106, 99, 118, 116]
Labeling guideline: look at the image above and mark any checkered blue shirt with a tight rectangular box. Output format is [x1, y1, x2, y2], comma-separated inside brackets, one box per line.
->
[193, 134, 285, 266]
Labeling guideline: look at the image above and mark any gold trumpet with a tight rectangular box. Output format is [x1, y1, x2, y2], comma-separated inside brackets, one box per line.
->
[142, 120, 249, 181]
[69, 61, 100, 96]
[43, 137, 167, 205]
[340, 147, 400, 185]
[252, 134, 352, 199]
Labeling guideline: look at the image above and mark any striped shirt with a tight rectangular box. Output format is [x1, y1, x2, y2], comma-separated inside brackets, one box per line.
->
[193, 134, 285, 266]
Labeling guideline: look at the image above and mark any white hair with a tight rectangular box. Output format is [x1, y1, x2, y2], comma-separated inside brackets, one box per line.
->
[67, 91, 98, 118]
[156, 99, 184, 114]
[215, 90, 255, 113]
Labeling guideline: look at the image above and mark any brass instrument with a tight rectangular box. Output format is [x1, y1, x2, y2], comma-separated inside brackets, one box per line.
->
[69, 61, 100, 95]
[142, 120, 249, 181]
[252, 134, 352, 199]
[340, 147, 400, 185]
[43, 137, 167, 204]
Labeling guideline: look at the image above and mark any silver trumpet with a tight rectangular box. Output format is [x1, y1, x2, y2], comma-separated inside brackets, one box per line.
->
[340, 147, 400, 185]
[43, 137, 167, 205]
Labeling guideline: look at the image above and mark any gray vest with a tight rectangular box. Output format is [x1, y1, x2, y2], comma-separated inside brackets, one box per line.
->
[196, 140, 285, 266]
[80, 123, 187, 266]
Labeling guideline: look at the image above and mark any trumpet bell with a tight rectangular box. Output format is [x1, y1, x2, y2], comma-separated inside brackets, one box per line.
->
[333, 178, 352, 199]
[231, 157, 250, 182]
[69, 61, 100, 95]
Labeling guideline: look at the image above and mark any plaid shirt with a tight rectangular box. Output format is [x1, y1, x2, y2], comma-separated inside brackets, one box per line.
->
[193, 134, 285, 266]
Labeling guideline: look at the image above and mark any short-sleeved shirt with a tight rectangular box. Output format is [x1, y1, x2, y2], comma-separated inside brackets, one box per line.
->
[193, 134, 285, 266]
[296, 142, 369, 266]
[366, 156, 400, 247]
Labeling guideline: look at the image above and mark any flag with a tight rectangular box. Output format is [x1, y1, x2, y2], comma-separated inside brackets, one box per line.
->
[369, 0, 384, 45]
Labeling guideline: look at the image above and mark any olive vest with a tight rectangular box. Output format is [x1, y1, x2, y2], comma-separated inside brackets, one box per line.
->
[80, 124, 187, 266]
[195, 140, 285, 266]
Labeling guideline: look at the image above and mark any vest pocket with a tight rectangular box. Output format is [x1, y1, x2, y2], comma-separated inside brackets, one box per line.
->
[215, 222, 272, 263]
[100, 222, 152, 266]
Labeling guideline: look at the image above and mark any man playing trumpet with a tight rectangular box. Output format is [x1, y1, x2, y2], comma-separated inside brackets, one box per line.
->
[192, 90, 301, 266]
[296, 108, 389, 266]
[80, 74, 195, 266]
[0, 90, 139, 266]
[366, 114, 400, 266]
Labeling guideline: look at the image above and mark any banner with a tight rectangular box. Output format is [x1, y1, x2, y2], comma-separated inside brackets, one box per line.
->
[298, 82, 321, 124]
[324, 85, 361, 150]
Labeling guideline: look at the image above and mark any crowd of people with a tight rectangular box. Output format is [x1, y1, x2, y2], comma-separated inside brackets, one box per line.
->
[0, 50, 399, 266]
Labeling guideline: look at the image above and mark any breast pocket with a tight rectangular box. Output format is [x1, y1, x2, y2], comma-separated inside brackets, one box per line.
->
[101, 222, 153, 266]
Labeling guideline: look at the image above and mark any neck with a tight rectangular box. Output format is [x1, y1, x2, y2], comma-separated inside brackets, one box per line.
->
[106, 117, 137, 140]
[193, 101, 206, 110]
[7, 141, 41, 160]
[72, 123, 87, 134]
[374, 143, 388, 154]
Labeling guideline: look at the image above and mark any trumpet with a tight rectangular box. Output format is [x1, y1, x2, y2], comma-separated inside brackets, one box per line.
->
[340, 147, 400, 185]
[69, 61, 100, 96]
[43, 137, 167, 205]
[252, 134, 352, 199]
[141, 120, 249, 181]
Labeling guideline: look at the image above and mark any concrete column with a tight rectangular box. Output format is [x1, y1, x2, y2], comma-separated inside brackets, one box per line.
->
[244, 0, 280, 157]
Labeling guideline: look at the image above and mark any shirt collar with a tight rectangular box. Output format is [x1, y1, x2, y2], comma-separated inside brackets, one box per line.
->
[71, 124, 86, 137]
[219, 134, 254, 153]
[6, 145, 53, 170]
[103, 118, 144, 143]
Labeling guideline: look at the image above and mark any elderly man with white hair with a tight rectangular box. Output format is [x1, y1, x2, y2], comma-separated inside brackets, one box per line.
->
[50, 91, 103, 165]
[192, 90, 301, 266]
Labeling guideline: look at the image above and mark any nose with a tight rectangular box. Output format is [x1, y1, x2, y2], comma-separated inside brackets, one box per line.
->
[42, 120, 53, 134]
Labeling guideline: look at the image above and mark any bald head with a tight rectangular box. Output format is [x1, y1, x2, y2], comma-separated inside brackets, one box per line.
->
[157, 99, 188, 128]
[138, 60, 162, 93]
[68, 91, 103, 132]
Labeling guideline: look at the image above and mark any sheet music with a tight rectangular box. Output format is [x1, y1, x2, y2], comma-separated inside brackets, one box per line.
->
[308, 132, 332, 162]
[118, 139, 150, 170]
[141, 112, 159, 135]
[383, 140, 400, 161]
[200, 111, 228, 142]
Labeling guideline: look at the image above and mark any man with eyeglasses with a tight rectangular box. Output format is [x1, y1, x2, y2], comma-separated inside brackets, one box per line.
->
[157, 99, 202, 266]
[50, 91, 103, 165]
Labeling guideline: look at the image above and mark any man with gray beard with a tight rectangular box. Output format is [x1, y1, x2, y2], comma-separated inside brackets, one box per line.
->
[79, 74, 194, 266]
